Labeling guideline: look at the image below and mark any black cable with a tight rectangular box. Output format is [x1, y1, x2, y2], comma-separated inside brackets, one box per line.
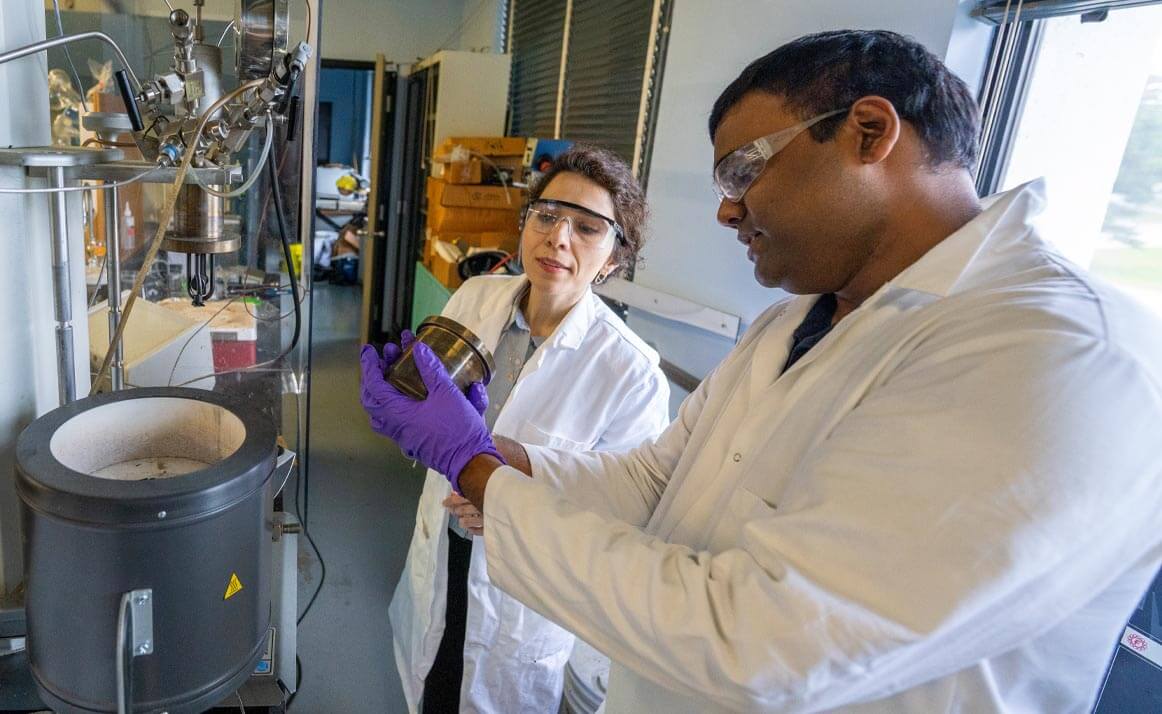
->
[268, 138, 323, 626]
[294, 459, 326, 627]
[270, 151, 325, 631]
[266, 148, 302, 365]
[284, 656, 303, 709]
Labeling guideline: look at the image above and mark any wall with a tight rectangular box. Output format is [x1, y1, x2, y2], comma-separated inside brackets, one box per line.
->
[318, 66, 372, 169]
[315, 0, 470, 63]
[456, 0, 505, 52]
[47, 0, 468, 65]
[632, 0, 992, 383]
[0, 0, 60, 598]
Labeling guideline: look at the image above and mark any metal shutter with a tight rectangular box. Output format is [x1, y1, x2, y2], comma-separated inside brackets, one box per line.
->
[559, 0, 655, 163]
[508, 0, 567, 137]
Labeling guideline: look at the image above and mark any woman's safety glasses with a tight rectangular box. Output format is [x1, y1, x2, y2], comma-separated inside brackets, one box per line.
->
[713, 108, 849, 203]
[524, 199, 625, 247]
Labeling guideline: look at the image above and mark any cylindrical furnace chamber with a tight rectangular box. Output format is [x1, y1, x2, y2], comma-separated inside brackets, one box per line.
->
[16, 387, 277, 714]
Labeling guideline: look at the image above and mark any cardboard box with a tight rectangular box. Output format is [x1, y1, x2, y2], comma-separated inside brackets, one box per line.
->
[88, 295, 215, 390]
[433, 230, 520, 256]
[433, 155, 527, 185]
[437, 136, 528, 158]
[429, 239, 464, 290]
[426, 178, 524, 233]
[437, 157, 483, 185]
[156, 298, 259, 372]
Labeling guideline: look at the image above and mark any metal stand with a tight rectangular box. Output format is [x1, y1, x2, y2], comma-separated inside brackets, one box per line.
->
[103, 184, 126, 390]
[46, 166, 76, 403]
[0, 147, 241, 400]
[0, 147, 125, 405]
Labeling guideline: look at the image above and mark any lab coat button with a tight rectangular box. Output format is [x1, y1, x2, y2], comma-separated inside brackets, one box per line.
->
[732, 453, 742, 462]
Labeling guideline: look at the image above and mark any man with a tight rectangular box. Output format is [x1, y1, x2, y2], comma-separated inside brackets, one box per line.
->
[362, 30, 1162, 712]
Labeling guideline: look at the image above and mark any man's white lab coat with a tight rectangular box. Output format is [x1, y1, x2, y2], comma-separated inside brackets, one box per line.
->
[479, 181, 1162, 712]
[390, 275, 670, 713]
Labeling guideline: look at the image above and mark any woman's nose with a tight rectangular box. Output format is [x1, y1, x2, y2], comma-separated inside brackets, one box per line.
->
[547, 217, 573, 245]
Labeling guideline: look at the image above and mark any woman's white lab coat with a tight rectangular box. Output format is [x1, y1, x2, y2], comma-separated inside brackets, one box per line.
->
[389, 275, 670, 713]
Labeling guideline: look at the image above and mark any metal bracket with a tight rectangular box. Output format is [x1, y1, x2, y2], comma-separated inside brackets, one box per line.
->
[126, 588, 154, 656]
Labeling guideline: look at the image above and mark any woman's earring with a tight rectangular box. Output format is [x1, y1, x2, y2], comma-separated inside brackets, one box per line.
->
[593, 272, 608, 285]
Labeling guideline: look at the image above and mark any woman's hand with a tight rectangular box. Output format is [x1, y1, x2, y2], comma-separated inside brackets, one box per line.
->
[359, 339, 503, 493]
[443, 493, 484, 536]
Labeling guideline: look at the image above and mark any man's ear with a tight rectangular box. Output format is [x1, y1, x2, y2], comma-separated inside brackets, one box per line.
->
[846, 96, 901, 165]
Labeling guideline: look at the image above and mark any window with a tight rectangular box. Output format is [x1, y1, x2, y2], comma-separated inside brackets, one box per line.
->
[506, 0, 672, 177]
[980, 3, 1162, 313]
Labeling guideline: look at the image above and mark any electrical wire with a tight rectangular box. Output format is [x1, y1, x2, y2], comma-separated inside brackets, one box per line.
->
[166, 295, 242, 387]
[82, 137, 138, 148]
[158, 282, 304, 391]
[88, 254, 108, 308]
[467, 149, 514, 205]
[91, 77, 267, 394]
[304, 0, 313, 48]
[190, 113, 275, 198]
[217, 20, 237, 48]
[284, 656, 303, 709]
[168, 143, 306, 390]
[243, 284, 307, 322]
[52, 0, 89, 114]
[0, 165, 164, 194]
[267, 138, 304, 361]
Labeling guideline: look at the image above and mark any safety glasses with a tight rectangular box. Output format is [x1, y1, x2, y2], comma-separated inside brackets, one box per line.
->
[713, 108, 849, 203]
[524, 199, 624, 248]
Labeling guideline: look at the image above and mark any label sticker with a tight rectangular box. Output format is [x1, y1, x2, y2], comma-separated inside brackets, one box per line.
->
[224, 573, 244, 600]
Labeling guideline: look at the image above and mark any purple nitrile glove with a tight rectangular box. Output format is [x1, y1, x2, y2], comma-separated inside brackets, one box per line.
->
[466, 381, 488, 417]
[359, 339, 502, 493]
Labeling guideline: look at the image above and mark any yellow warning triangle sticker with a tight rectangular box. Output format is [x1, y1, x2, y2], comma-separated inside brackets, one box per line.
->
[224, 573, 244, 600]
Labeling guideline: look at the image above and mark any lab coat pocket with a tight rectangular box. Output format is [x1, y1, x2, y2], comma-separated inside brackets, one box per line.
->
[500, 591, 576, 662]
[727, 488, 789, 581]
[514, 422, 594, 451]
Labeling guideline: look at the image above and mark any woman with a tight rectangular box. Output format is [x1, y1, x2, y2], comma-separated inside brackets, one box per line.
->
[388, 146, 670, 713]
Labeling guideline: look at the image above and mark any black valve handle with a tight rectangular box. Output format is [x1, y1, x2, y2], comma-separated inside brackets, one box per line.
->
[114, 70, 144, 132]
[286, 95, 302, 143]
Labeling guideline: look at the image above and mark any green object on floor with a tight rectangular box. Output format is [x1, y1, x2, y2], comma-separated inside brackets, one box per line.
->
[411, 263, 452, 332]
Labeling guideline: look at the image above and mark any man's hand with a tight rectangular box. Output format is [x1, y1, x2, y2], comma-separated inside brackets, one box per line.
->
[359, 337, 504, 493]
[443, 493, 484, 536]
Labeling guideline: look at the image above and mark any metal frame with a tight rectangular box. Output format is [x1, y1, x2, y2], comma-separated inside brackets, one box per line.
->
[974, 0, 1162, 23]
[635, 0, 674, 190]
[974, 18, 1045, 196]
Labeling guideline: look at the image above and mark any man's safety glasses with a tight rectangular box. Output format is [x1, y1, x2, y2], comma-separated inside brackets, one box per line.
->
[713, 108, 849, 203]
[524, 199, 624, 247]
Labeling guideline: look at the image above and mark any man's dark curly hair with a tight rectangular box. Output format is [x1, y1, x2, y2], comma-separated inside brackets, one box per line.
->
[709, 30, 980, 171]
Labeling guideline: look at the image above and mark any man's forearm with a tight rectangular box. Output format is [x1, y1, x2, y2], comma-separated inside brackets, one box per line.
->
[494, 435, 531, 475]
[457, 435, 531, 510]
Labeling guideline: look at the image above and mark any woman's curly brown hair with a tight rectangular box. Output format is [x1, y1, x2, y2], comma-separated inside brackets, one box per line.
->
[526, 144, 648, 277]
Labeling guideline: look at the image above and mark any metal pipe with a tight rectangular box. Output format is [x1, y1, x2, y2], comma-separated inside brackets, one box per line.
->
[47, 166, 76, 404]
[90, 78, 267, 394]
[103, 185, 125, 390]
[0, 32, 143, 92]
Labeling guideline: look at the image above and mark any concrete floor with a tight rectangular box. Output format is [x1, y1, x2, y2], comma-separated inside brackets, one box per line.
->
[290, 282, 422, 713]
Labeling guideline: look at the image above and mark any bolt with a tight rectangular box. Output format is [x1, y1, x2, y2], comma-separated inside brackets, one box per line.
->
[134, 593, 149, 605]
[157, 510, 167, 519]
[136, 641, 151, 655]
